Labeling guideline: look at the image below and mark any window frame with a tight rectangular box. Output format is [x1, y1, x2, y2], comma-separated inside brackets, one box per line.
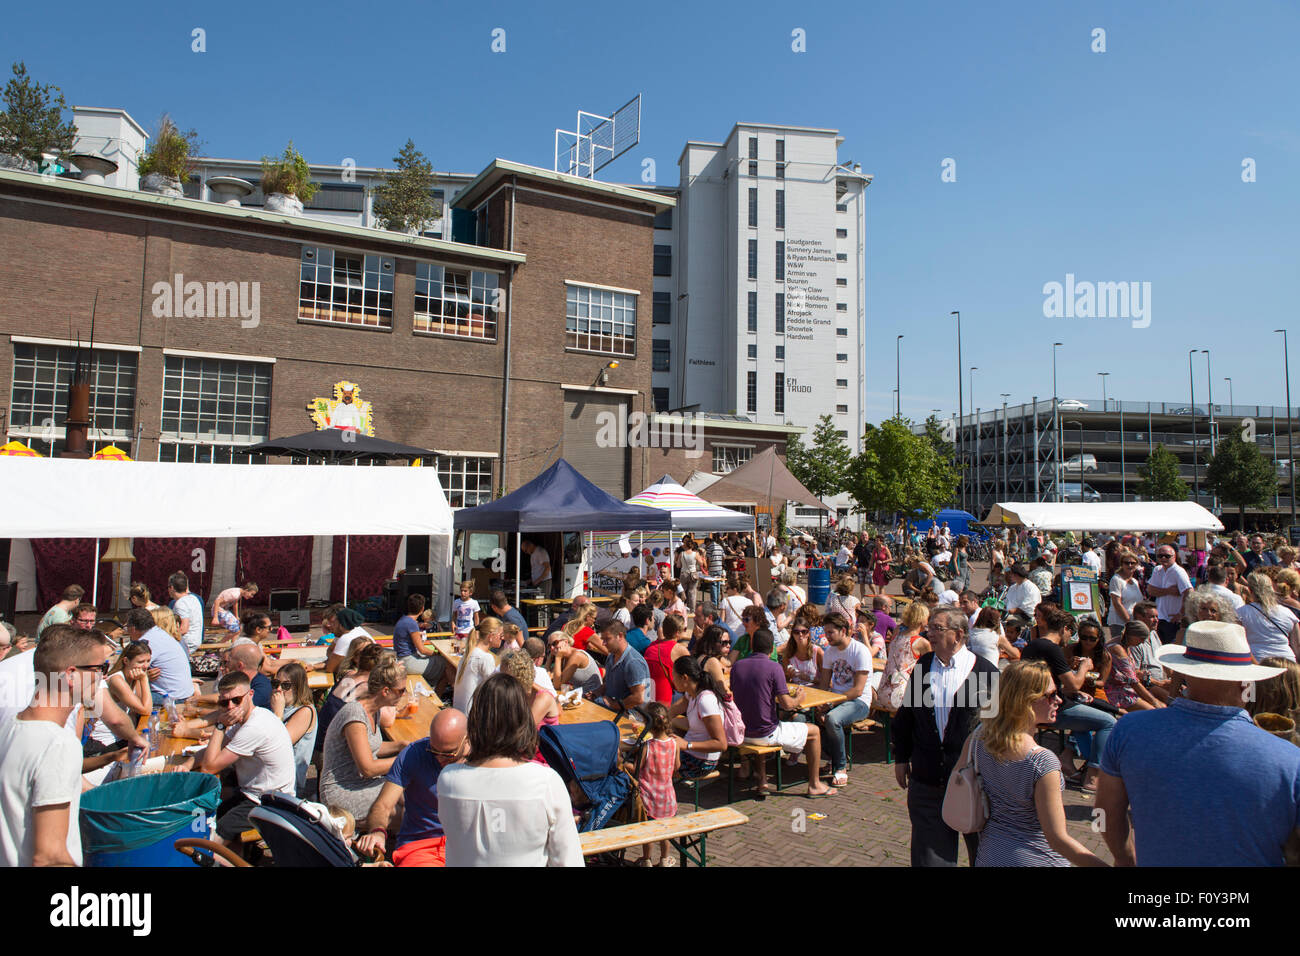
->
[298, 245, 395, 330]
[564, 282, 639, 357]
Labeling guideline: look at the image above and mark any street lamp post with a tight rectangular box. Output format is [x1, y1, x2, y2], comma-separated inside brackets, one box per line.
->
[1202, 350, 1217, 514]
[1276, 330, 1296, 525]
[1098, 372, 1109, 412]
[895, 335, 903, 418]
[1065, 420, 1085, 500]
[1189, 348, 1199, 503]
[1001, 393, 1010, 501]
[952, 311, 963, 512]
[1052, 342, 1063, 501]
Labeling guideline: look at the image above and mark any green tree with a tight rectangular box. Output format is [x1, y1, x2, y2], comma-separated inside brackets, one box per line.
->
[845, 417, 959, 521]
[1206, 433, 1277, 526]
[786, 415, 852, 529]
[1136, 445, 1188, 501]
[373, 140, 440, 233]
[921, 413, 955, 461]
[0, 62, 77, 164]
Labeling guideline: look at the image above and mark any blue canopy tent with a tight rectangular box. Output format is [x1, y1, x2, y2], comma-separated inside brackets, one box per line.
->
[909, 508, 980, 538]
[452, 458, 673, 602]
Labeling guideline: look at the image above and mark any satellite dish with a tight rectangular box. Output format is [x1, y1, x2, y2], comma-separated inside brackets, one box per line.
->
[555, 94, 641, 179]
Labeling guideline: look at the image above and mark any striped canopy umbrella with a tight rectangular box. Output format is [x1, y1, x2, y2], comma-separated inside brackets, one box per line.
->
[0, 440, 42, 457]
[625, 475, 754, 531]
[90, 445, 133, 461]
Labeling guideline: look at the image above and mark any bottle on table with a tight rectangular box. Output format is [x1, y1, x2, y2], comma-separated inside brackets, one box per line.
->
[148, 708, 161, 753]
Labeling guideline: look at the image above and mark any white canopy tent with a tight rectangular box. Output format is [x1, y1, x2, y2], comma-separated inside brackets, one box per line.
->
[0, 458, 455, 614]
[981, 501, 1224, 533]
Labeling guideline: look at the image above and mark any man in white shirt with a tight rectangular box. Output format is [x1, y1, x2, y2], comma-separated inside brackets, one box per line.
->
[1080, 538, 1102, 574]
[168, 571, 206, 655]
[521, 540, 552, 594]
[1003, 564, 1042, 618]
[835, 540, 854, 572]
[198, 671, 296, 846]
[0, 626, 109, 866]
[958, 590, 983, 630]
[1206, 564, 1246, 610]
[1147, 545, 1193, 644]
[815, 612, 873, 787]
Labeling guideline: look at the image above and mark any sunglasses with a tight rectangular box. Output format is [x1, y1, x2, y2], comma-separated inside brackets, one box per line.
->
[430, 741, 465, 759]
[271, 679, 296, 690]
[791, 627, 810, 635]
[219, 693, 247, 708]
[74, 661, 111, 675]
[1035, 690, 1061, 702]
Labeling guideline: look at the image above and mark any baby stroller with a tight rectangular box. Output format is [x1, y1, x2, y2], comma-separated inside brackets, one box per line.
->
[174, 792, 380, 867]
[539, 721, 644, 836]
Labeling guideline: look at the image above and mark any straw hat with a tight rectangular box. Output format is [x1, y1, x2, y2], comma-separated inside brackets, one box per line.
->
[1158, 621, 1286, 682]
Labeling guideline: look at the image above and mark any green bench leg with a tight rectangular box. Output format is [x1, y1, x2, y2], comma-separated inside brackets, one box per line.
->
[882, 711, 893, 765]
[672, 832, 709, 867]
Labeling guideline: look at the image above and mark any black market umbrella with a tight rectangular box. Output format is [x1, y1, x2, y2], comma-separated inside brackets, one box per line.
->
[238, 429, 436, 464]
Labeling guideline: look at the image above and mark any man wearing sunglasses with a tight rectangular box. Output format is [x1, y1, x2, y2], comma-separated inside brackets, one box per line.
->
[1145, 547, 1192, 644]
[198, 671, 296, 847]
[0, 625, 115, 865]
[355, 707, 468, 867]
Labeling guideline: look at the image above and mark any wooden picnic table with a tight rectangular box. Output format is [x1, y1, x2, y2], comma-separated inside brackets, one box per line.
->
[788, 685, 847, 711]
[578, 806, 749, 866]
[430, 638, 462, 671]
[384, 676, 443, 745]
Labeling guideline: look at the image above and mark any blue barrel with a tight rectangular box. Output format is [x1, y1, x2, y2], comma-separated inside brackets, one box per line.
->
[80, 772, 221, 867]
[807, 567, 831, 607]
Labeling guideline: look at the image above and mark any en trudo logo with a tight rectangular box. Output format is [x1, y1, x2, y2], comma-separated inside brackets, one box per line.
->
[1042, 274, 1151, 329]
[151, 273, 260, 328]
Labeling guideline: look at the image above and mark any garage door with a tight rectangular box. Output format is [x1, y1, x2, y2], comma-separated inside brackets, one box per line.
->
[563, 390, 629, 499]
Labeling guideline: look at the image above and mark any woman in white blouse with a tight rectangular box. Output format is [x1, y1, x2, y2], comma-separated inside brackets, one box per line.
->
[438, 673, 583, 867]
[1106, 550, 1145, 638]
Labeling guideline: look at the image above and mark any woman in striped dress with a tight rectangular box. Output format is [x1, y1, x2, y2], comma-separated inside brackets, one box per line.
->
[969, 661, 1107, 867]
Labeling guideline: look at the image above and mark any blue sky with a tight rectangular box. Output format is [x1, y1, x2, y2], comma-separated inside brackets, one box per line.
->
[6, 0, 1298, 425]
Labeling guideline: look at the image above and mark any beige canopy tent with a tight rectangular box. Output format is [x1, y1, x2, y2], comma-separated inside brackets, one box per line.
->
[981, 501, 1224, 533]
[697, 446, 832, 513]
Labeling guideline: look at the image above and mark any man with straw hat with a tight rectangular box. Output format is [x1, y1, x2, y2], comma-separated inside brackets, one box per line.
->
[1096, 620, 1300, 866]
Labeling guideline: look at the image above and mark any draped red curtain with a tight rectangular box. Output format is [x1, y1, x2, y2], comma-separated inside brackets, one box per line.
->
[331, 535, 401, 603]
[133, 538, 216, 607]
[31, 539, 115, 611]
[235, 536, 313, 607]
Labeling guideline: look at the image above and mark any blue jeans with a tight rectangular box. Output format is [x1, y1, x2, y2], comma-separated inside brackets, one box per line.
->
[821, 698, 871, 772]
[1052, 701, 1116, 769]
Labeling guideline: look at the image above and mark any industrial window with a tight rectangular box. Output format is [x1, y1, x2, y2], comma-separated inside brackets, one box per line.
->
[653, 291, 671, 325]
[413, 264, 499, 340]
[565, 284, 638, 356]
[836, 404, 849, 414]
[774, 373, 785, 414]
[775, 293, 785, 334]
[836, 277, 847, 286]
[159, 354, 271, 461]
[746, 371, 757, 414]
[836, 252, 848, 262]
[837, 228, 848, 238]
[651, 387, 669, 412]
[775, 345, 784, 360]
[748, 239, 758, 280]
[652, 339, 671, 372]
[836, 353, 848, 362]
[653, 209, 673, 229]
[747, 291, 758, 332]
[748, 188, 758, 228]
[748, 137, 758, 177]
[747, 344, 757, 359]
[653, 244, 672, 276]
[837, 302, 848, 311]
[299, 246, 394, 328]
[775, 190, 785, 229]
[837, 327, 848, 336]
[836, 378, 848, 388]
[713, 444, 753, 474]
[9, 343, 137, 455]
[435, 455, 494, 508]
[775, 140, 785, 180]
[775, 241, 784, 281]
[836, 203, 848, 212]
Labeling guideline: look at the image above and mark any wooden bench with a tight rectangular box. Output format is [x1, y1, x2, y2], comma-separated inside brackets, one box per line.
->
[578, 807, 749, 867]
[678, 770, 721, 811]
[725, 743, 786, 802]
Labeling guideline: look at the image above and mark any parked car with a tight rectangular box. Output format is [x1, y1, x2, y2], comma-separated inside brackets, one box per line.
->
[1168, 406, 1208, 416]
[1062, 453, 1098, 472]
[1059, 481, 1102, 502]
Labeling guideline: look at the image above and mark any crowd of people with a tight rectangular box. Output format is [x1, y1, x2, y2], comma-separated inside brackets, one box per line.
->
[4, 524, 1300, 868]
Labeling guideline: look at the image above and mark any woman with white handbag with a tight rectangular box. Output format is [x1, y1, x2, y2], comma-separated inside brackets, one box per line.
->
[952, 660, 1107, 866]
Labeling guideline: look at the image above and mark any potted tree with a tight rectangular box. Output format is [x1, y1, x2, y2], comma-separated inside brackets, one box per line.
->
[260, 141, 318, 215]
[372, 139, 439, 235]
[136, 114, 200, 197]
[0, 61, 76, 173]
